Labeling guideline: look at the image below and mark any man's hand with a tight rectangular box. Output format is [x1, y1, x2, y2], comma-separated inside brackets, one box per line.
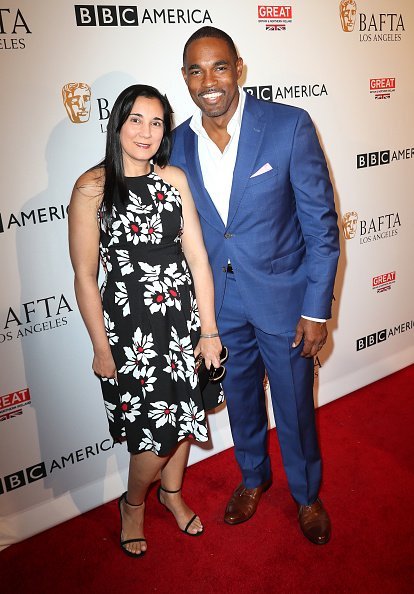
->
[292, 318, 328, 358]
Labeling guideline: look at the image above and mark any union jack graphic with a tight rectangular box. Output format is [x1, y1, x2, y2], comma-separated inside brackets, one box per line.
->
[0, 409, 23, 422]
[266, 23, 286, 30]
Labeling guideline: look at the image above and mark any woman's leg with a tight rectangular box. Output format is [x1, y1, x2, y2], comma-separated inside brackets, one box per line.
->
[159, 440, 203, 535]
[120, 450, 166, 555]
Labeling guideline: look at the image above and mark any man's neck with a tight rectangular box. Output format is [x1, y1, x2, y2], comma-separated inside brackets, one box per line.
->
[202, 117, 231, 153]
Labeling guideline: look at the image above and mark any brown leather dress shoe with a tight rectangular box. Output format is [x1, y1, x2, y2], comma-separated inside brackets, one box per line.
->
[224, 480, 272, 525]
[297, 498, 331, 545]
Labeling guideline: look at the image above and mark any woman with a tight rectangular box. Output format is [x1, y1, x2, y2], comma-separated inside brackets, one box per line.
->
[68, 84, 223, 558]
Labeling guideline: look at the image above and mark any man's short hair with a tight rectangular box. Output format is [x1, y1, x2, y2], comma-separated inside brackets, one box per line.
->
[183, 26, 239, 64]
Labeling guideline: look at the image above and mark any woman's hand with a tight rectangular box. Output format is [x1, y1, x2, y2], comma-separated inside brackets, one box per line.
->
[194, 336, 223, 370]
[92, 350, 117, 380]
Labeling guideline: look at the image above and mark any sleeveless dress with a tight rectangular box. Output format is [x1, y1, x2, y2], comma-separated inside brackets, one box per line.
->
[98, 166, 224, 456]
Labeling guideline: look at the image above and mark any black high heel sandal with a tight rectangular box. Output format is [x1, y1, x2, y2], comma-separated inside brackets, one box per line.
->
[118, 491, 147, 558]
[157, 485, 204, 536]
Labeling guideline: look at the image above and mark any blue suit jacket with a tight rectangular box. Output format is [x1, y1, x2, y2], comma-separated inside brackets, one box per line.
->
[170, 93, 339, 334]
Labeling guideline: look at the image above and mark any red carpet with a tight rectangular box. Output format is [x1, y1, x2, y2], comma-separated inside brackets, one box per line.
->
[2, 365, 414, 593]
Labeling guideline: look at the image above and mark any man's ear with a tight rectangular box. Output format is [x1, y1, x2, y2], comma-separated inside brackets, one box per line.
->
[236, 57, 244, 80]
[181, 66, 188, 85]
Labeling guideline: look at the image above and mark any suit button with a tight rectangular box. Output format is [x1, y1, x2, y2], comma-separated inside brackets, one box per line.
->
[222, 267, 227, 273]
[224, 233, 233, 239]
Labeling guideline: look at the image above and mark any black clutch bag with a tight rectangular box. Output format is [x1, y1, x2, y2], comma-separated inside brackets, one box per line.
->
[195, 346, 228, 392]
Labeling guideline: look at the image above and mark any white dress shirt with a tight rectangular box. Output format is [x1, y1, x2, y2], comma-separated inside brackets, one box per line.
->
[189, 88, 325, 324]
[189, 87, 246, 225]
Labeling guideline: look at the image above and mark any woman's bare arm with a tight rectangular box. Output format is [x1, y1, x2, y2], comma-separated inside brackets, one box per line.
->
[68, 169, 117, 378]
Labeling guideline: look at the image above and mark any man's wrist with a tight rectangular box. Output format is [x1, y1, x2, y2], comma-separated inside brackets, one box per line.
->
[301, 315, 326, 323]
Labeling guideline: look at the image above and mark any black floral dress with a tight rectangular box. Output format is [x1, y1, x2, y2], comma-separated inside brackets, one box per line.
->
[99, 167, 224, 456]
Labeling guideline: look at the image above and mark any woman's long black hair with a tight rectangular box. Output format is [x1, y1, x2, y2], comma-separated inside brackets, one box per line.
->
[98, 84, 173, 221]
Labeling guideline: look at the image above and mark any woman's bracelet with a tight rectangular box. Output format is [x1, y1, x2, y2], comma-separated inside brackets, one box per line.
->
[200, 332, 220, 338]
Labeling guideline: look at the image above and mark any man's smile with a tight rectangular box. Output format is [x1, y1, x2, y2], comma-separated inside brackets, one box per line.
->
[199, 90, 225, 101]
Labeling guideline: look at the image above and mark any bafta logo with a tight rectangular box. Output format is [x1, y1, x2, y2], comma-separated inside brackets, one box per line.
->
[62, 82, 91, 123]
[342, 211, 358, 239]
[339, 0, 357, 32]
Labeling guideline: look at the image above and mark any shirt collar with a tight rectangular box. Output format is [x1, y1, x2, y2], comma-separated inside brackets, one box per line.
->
[189, 87, 246, 139]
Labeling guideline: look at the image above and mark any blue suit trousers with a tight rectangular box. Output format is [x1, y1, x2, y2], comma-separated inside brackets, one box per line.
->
[218, 274, 321, 505]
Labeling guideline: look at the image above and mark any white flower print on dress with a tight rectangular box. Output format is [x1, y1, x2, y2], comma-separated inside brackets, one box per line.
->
[138, 365, 157, 398]
[153, 178, 181, 208]
[104, 311, 119, 345]
[170, 326, 194, 364]
[179, 399, 206, 425]
[148, 401, 178, 428]
[171, 185, 182, 205]
[145, 213, 163, 244]
[100, 246, 112, 274]
[120, 391, 142, 422]
[164, 277, 181, 310]
[163, 351, 186, 382]
[174, 216, 184, 243]
[119, 211, 149, 244]
[164, 262, 188, 286]
[138, 262, 161, 283]
[126, 189, 153, 215]
[178, 420, 208, 442]
[114, 282, 130, 316]
[139, 428, 161, 453]
[104, 400, 117, 422]
[118, 328, 156, 378]
[116, 250, 134, 276]
[132, 328, 157, 365]
[107, 218, 123, 247]
[179, 400, 208, 441]
[185, 359, 198, 390]
[143, 280, 168, 315]
[101, 376, 117, 386]
[180, 259, 192, 284]
[187, 292, 200, 333]
[147, 180, 177, 213]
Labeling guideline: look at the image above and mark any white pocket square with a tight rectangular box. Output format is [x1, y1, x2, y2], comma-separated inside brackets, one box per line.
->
[250, 163, 273, 178]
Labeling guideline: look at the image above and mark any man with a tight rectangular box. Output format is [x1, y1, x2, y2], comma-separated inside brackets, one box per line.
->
[170, 27, 339, 544]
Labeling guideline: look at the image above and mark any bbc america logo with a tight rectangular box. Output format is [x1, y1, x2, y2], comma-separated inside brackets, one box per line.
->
[356, 329, 387, 351]
[75, 5, 139, 26]
[356, 320, 413, 351]
[357, 147, 414, 168]
[0, 439, 118, 495]
[74, 5, 213, 26]
[0, 462, 47, 494]
[244, 83, 327, 101]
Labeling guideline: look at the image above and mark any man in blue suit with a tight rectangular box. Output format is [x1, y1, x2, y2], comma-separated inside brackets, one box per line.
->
[170, 27, 339, 544]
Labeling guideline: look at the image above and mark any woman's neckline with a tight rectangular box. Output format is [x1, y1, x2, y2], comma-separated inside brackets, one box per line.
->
[124, 162, 155, 179]
[124, 172, 152, 179]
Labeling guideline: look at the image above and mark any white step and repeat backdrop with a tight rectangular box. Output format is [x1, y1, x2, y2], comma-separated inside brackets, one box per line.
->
[1, 1, 413, 547]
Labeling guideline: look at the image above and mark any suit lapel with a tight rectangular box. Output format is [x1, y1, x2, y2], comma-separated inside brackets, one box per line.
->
[226, 95, 265, 229]
[184, 127, 225, 232]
